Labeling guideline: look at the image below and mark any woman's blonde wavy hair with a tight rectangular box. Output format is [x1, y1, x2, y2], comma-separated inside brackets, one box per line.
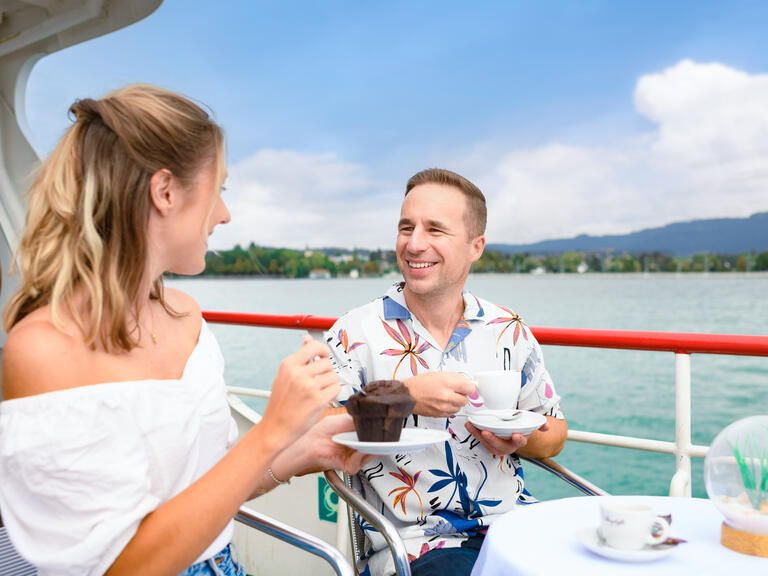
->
[4, 84, 224, 352]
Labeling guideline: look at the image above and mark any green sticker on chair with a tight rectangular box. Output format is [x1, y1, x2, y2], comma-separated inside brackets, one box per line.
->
[318, 476, 339, 522]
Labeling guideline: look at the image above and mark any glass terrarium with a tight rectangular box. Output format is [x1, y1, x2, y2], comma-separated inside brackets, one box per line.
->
[705, 416, 768, 543]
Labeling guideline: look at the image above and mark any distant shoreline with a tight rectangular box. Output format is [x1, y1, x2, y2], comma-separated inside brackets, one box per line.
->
[168, 271, 768, 281]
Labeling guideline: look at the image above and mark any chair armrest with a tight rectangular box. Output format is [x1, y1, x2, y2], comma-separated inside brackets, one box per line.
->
[519, 456, 608, 496]
[235, 505, 354, 576]
[323, 470, 412, 576]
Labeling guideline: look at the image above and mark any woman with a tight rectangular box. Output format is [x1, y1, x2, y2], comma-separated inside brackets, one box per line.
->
[0, 84, 364, 575]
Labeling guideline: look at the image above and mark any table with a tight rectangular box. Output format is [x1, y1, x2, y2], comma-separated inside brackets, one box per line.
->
[471, 496, 767, 575]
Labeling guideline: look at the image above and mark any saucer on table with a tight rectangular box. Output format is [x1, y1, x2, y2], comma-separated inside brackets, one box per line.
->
[575, 527, 677, 563]
[467, 410, 547, 438]
[332, 429, 450, 455]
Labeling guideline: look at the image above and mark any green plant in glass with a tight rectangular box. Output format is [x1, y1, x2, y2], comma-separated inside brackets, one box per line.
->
[730, 427, 768, 511]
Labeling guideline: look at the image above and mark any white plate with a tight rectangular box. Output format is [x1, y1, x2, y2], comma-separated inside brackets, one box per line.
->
[332, 428, 450, 455]
[467, 410, 547, 438]
[575, 527, 677, 563]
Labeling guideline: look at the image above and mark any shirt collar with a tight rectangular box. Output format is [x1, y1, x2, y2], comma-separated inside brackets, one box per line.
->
[382, 282, 485, 322]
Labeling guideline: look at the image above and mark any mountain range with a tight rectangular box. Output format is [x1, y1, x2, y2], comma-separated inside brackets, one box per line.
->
[488, 212, 768, 256]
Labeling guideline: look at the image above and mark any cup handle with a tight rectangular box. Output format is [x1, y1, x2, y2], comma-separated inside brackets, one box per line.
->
[647, 516, 670, 545]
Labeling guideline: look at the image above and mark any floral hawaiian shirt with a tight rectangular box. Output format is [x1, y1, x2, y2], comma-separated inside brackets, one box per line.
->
[326, 282, 564, 576]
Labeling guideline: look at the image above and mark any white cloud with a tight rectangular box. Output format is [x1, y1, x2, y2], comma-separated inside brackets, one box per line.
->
[212, 59, 768, 249]
[210, 149, 400, 250]
[476, 59, 768, 244]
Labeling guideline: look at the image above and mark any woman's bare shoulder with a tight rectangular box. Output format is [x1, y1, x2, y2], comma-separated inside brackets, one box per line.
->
[163, 287, 201, 317]
[162, 287, 203, 340]
[2, 310, 89, 399]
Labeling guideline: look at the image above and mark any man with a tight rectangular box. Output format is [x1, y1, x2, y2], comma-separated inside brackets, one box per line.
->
[326, 168, 567, 576]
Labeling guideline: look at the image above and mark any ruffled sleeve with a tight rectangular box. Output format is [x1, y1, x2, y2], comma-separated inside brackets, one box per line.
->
[0, 394, 161, 576]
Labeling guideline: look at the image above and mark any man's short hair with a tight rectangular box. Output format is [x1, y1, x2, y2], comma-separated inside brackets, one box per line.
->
[405, 168, 487, 238]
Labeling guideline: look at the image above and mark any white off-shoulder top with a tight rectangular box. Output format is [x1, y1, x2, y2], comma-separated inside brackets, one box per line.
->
[0, 320, 238, 576]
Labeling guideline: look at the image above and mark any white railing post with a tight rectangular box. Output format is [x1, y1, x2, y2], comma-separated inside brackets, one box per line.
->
[669, 352, 692, 496]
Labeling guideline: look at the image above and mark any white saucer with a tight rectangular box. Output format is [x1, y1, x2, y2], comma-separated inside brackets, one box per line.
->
[467, 410, 547, 438]
[575, 527, 677, 563]
[332, 428, 450, 455]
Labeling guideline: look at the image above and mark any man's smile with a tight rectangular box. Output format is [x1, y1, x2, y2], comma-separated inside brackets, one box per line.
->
[407, 260, 436, 269]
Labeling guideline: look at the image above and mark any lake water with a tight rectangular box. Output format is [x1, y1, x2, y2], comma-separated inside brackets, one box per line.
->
[167, 273, 768, 500]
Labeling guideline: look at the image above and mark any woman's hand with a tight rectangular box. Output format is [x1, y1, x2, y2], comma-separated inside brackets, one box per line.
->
[271, 414, 369, 479]
[259, 336, 341, 451]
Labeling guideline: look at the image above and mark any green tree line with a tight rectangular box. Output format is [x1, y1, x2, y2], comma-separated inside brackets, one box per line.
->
[201, 243, 390, 278]
[472, 250, 768, 274]
[197, 244, 768, 278]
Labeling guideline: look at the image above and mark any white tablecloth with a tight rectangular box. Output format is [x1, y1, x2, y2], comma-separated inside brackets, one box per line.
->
[471, 496, 767, 576]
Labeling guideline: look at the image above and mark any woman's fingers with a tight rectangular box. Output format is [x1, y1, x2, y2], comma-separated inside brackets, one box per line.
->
[319, 380, 342, 404]
[342, 450, 370, 474]
[305, 357, 335, 377]
[293, 338, 330, 364]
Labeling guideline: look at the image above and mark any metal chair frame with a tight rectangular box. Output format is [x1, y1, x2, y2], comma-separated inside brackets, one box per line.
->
[0, 507, 354, 576]
[325, 456, 607, 576]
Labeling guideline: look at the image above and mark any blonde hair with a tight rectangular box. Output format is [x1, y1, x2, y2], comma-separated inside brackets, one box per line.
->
[4, 84, 224, 352]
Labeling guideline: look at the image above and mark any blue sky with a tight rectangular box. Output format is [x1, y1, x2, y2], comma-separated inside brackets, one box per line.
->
[27, 0, 768, 249]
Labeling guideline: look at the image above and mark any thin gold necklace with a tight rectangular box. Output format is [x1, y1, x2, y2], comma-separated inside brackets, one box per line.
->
[149, 303, 158, 345]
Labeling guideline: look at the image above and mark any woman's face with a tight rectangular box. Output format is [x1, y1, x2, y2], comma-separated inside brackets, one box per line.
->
[166, 155, 231, 275]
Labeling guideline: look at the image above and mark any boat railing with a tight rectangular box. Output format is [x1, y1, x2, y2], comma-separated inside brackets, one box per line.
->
[205, 310, 768, 498]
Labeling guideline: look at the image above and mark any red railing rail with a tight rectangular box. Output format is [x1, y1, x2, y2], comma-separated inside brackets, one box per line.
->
[202, 311, 768, 357]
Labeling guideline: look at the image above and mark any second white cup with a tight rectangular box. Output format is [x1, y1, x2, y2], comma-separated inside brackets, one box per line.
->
[598, 502, 670, 550]
[473, 370, 521, 410]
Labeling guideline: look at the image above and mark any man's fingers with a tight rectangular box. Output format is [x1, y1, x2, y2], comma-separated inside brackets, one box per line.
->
[450, 377, 477, 396]
[447, 392, 471, 412]
[482, 431, 527, 455]
[465, 423, 527, 455]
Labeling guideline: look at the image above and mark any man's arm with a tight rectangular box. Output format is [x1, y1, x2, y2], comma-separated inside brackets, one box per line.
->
[516, 416, 567, 458]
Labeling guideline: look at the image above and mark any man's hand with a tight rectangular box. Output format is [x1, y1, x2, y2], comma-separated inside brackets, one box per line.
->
[403, 372, 477, 417]
[465, 419, 551, 457]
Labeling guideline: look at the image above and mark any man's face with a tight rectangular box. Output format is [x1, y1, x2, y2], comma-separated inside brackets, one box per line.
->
[396, 183, 485, 300]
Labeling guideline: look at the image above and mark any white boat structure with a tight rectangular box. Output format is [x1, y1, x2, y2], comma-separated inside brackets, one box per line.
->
[1, 2, 767, 575]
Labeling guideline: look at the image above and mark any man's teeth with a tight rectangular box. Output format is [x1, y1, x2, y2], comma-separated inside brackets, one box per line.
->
[409, 262, 435, 269]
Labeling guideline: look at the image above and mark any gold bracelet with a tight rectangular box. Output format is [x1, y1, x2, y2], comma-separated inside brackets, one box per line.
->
[267, 466, 290, 486]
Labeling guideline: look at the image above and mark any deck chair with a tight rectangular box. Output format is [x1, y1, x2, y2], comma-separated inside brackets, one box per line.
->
[0, 507, 354, 576]
[0, 514, 36, 576]
[324, 456, 607, 576]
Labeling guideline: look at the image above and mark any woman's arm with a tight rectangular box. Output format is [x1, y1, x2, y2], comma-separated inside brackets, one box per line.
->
[106, 337, 340, 575]
[4, 320, 340, 576]
[253, 414, 368, 499]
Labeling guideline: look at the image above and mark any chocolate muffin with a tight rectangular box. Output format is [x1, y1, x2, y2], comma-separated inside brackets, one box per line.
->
[345, 380, 415, 442]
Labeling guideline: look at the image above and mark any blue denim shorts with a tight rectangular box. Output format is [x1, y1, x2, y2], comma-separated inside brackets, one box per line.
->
[180, 543, 245, 576]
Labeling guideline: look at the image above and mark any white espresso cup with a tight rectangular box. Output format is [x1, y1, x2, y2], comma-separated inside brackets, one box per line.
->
[598, 502, 670, 550]
[473, 370, 521, 410]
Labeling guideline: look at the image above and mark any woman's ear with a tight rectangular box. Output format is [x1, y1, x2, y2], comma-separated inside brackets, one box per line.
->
[149, 169, 176, 216]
